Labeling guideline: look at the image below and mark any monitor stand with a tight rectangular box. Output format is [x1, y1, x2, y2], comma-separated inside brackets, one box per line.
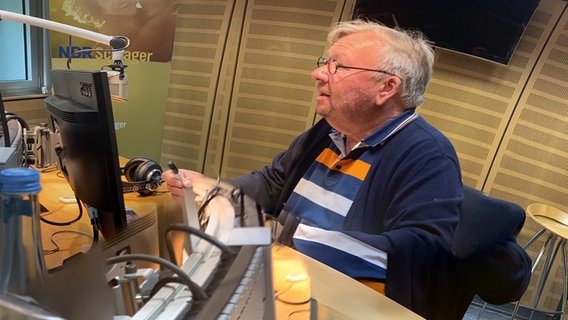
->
[101, 203, 160, 269]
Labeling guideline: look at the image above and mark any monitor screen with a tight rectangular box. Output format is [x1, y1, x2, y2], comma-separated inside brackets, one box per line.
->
[353, 0, 541, 65]
[44, 69, 125, 239]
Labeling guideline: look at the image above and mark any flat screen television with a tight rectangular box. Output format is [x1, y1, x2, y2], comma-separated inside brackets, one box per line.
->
[353, 0, 541, 65]
[44, 69, 126, 239]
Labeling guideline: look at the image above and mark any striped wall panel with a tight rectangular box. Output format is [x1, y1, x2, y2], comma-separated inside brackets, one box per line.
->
[420, 0, 565, 192]
[485, 2, 567, 310]
[418, 0, 566, 310]
[161, 0, 354, 176]
[210, 0, 352, 177]
[160, 0, 237, 171]
[3, 97, 49, 127]
[486, 1, 567, 216]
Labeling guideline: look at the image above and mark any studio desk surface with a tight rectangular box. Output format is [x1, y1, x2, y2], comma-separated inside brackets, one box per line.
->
[35, 164, 423, 320]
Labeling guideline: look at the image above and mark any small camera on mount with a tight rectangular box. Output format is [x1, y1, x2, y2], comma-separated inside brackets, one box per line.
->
[25, 123, 59, 168]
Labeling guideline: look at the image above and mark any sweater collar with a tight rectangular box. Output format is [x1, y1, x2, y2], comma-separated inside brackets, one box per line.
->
[329, 109, 418, 156]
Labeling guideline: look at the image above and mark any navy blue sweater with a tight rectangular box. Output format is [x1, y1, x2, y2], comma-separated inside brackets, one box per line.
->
[234, 117, 530, 319]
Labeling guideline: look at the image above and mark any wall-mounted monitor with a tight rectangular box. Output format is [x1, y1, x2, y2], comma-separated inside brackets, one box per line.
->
[353, 0, 541, 65]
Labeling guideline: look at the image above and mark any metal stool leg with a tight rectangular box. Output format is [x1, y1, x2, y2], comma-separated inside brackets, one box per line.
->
[511, 233, 566, 320]
[552, 240, 567, 320]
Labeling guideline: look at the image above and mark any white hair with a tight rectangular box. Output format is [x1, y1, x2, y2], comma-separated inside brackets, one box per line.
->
[328, 19, 435, 108]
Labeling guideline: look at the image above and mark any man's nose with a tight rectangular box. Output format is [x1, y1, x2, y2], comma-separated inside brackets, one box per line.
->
[311, 65, 329, 81]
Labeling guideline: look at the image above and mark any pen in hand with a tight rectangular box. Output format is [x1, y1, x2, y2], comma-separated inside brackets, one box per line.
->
[167, 161, 186, 187]
[167, 161, 199, 231]
[167, 160, 180, 175]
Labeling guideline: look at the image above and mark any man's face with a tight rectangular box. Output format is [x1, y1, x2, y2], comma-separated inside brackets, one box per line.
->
[311, 31, 385, 129]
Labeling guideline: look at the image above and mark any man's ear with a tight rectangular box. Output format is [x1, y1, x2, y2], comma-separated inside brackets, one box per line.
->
[374, 76, 402, 105]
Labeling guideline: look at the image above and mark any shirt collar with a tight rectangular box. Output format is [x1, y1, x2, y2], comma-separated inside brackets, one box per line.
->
[363, 108, 418, 147]
[328, 109, 418, 155]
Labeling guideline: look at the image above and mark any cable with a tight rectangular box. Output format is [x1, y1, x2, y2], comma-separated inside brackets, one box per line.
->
[0, 91, 10, 147]
[40, 195, 83, 226]
[6, 113, 30, 130]
[91, 220, 99, 246]
[288, 309, 310, 319]
[5, 114, 29, 166]
[230, 188, 247, 227]
[38, 165, 58, 174]
[105, 253, 208, 301]
[43, 230, 93, 255]
[148, 276, 187, 299]
[274, 274, 311, 305]
[165, 223, 235, 266]
[197, 186, 222, 230]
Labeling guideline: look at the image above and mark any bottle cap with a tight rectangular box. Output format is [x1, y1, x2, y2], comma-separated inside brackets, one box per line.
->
[0, 168, 41, 193]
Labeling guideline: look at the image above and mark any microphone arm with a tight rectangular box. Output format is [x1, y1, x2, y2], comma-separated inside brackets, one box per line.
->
[0, 10, 129, 79]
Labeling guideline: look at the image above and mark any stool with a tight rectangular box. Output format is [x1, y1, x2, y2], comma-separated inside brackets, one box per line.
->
[510, 203, 568, 320]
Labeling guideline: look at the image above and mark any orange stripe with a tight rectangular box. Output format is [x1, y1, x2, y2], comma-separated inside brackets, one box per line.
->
[357, 279, 386, 295]
[339, 159, 371, 181]
[315, 148, 371, 181]
[315, 148, 340, 168]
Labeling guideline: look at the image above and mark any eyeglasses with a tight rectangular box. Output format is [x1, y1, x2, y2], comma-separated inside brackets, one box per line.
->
[316, 56, 399, 78]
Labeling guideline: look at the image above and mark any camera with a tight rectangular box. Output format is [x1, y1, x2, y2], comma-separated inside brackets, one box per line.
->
[24, 123, 59, 168]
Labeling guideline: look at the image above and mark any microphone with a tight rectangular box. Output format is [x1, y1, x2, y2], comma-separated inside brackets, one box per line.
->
[106, 36, 129, 102]
[0, 10, 130, 101]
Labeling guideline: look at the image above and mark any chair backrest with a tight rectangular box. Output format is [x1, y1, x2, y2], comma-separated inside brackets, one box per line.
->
[451, 186, 532, 306]
[452, 185, 526, 259]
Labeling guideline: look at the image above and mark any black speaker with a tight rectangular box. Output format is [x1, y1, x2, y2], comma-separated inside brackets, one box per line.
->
[122, 157, 163, 196]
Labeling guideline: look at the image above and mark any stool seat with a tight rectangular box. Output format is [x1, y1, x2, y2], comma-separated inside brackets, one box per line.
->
[528, 203, 568, 240]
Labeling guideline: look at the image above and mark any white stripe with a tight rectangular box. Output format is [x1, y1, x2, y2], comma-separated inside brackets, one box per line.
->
[294, 224, 388, 269]
[294, 178, 352, 217]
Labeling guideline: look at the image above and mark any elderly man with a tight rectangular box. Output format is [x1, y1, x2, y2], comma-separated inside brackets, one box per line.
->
[164, 19, 530, 320]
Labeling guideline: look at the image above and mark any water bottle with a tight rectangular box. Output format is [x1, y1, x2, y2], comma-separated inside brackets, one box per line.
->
[0, 167, 46, 295]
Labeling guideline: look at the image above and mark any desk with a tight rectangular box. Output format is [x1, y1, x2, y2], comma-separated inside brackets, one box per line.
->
[272, 245, 424, 320]
[38, 166, 94, 269]
[35, 164, 422, 319]
[36, 163, 175, 271]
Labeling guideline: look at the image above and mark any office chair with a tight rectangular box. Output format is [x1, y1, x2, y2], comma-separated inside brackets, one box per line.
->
[453, 186, 532, 317]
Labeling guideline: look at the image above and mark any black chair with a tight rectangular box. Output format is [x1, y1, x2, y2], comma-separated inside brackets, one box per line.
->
[454, 186, 532, 318]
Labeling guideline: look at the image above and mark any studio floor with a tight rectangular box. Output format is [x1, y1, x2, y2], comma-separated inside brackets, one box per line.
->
[463, 296, 557, 320]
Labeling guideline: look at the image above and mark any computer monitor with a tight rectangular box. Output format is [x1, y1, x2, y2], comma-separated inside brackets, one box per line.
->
[44, 69, 125, 239]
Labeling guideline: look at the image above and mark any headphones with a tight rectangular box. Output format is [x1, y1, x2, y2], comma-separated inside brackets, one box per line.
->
[122, 156, 163, 196]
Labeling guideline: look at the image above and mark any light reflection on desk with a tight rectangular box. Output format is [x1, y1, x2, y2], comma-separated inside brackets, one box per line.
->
[272, 244, 425, 320]
[273, 244, 311, 319]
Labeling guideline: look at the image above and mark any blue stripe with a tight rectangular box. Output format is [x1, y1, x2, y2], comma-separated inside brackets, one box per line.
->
[294, 238, 387, 280]
[285, 192, 345, 229]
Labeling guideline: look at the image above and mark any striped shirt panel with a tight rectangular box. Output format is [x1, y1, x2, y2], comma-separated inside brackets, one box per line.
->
[286, 109, 419, 281]
[286, 143, 387, 279]
[294, 224, 387, 271]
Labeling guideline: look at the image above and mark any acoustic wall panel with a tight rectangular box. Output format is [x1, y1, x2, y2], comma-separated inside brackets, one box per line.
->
[419, 0, 565, 191]
[416, 1, 566, 310]
[486, 3, 566, 219]
[214, 0, 353, 178]
[161, 0, 355, 177]
[160, 0, 237, 171]
[2, 97, 49, 127]
[484, 5, 567, 309]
